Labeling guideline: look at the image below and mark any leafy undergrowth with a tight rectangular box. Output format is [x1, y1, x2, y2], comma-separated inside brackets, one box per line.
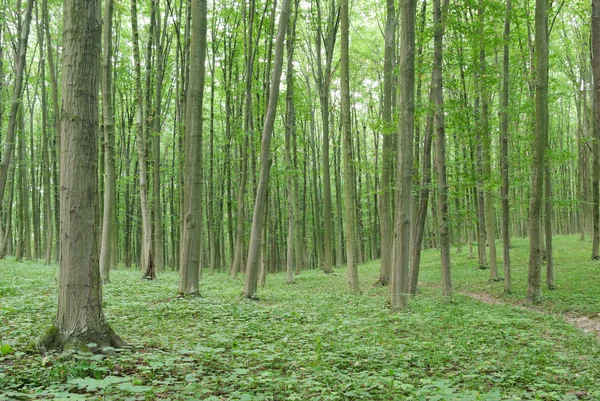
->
[0, 235, 599, 400]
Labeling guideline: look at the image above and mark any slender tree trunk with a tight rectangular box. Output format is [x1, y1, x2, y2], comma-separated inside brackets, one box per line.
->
[152, 0, 167, 273]
[131, 0, 155, 279]
[376, 0, 395, 287]
[100, 0, 115, 283]
[0, 0, 34, 213]
[433, 0, 451, 299]
[179, 0, 207, 295]
[408, 89, 433, 295]
[340, 0, 360, 294]
[545, 163, 555, 288]
[478, 7, 497, 278]
[526, 0, 548, 303]
[314, 0, 338, 274]
[501, 0, 512, 293]
[242, 0, 291, 299]
[38, 6, 53, 265]
[593, 0, 600, 261]
[38, 0, 124, 351]
[390, 0, 416, 309]
[284, 0, 299, 284]
[43, 0, 61, 262]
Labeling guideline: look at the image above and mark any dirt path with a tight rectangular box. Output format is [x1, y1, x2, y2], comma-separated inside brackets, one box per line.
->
[464, 292, 600, 339]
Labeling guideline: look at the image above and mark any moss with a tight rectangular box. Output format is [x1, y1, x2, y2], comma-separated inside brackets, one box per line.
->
[36, 325, 126, 355]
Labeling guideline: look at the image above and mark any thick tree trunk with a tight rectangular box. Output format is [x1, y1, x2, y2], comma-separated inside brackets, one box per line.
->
[38, 0, 124, 351]
[179, 0, 207, 295]
[242, 0, 291, 299]
[526, 0, 548, 303]
[390, 0, 416, 310]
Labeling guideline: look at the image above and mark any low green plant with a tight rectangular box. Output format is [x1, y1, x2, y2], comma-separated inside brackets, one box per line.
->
[0, 236, 599, 400]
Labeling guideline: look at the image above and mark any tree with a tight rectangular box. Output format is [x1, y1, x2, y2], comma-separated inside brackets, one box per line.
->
[180, 0, 208, 295]
[376, 0, 395, 287]
[526, 0, 549, 304]
[100, 0, 116, 284]
[593, 0, 600, 263]
[433, 0, 451, 299]
[38, 0, 124, 351]
[340, 0, 360, 293]
[0, 0, 34, 231]
[390, 0, 416, 310]
[500, 0, 512, 294]
[312, 0, 339, 274]
[242, 0, 292, 299]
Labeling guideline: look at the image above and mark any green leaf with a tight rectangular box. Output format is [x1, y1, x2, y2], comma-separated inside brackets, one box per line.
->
[0, 344, 13, 356]
[117, 382, 152, 393]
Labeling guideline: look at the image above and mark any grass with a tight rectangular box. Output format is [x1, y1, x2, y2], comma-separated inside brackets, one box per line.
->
[1, 235, 599, 400]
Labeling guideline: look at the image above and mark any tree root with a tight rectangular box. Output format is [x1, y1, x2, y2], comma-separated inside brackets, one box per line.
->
[37, 325, 126, 354]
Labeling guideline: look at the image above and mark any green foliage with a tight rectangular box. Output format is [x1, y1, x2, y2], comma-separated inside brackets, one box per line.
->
[1, 237, 600, 400]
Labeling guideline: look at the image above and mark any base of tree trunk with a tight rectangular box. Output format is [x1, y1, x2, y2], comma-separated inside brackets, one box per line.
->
[37, 324, 126, 353]
[177, 291, 201, 298]
[371, 278, 389, 287]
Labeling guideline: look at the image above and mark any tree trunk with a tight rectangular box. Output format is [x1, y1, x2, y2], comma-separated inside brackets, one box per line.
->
[593, 0, 600, 259]
[500, 0, 512, 293]
[242, 0, 291, 299]
[408, 89, 433, 295]
[0, 0, 34, 214]
[99, 0, 115, 283]
[179, 0, 207, 295]
[545, 163, 555, 288]
[390, 0, 416, 309]
[131, 0, 155, 280]
[340, 0, 360, 294]
[152, 0, 167, 273]
[526, 0, 548, 303]
[38, 0, 124, 351]
[433, 0, 451, 299]
[38, 5, 53, 265]
[376, 0, 395, 287]
[284, 0, 299, 284]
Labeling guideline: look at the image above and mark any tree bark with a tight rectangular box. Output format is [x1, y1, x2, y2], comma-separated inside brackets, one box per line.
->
[376, 0, 395, 287]
[179, 0, 208, 295]
[526, 0, 548, 304]
[340, 0, 360, 294]
[0, 0, 34, 221]
[592, 0, 600, 260]
[131, 0, 155, 280]
[432, 0, 452, 299]
[99, 0, 115, 283]
[500, 0, 512, 293]
[242, 0, 291, 299]
[38, 0, 124, 351]
[390, 0, 416, 310]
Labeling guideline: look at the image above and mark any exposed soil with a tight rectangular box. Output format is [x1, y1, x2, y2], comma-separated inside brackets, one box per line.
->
[464, 292, 600, 339]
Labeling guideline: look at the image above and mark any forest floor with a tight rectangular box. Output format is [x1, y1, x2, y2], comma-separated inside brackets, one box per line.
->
[1, 235, 600, 400]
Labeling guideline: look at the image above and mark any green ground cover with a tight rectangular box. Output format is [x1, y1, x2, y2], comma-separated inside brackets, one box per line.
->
[1, 235, 599, 400]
